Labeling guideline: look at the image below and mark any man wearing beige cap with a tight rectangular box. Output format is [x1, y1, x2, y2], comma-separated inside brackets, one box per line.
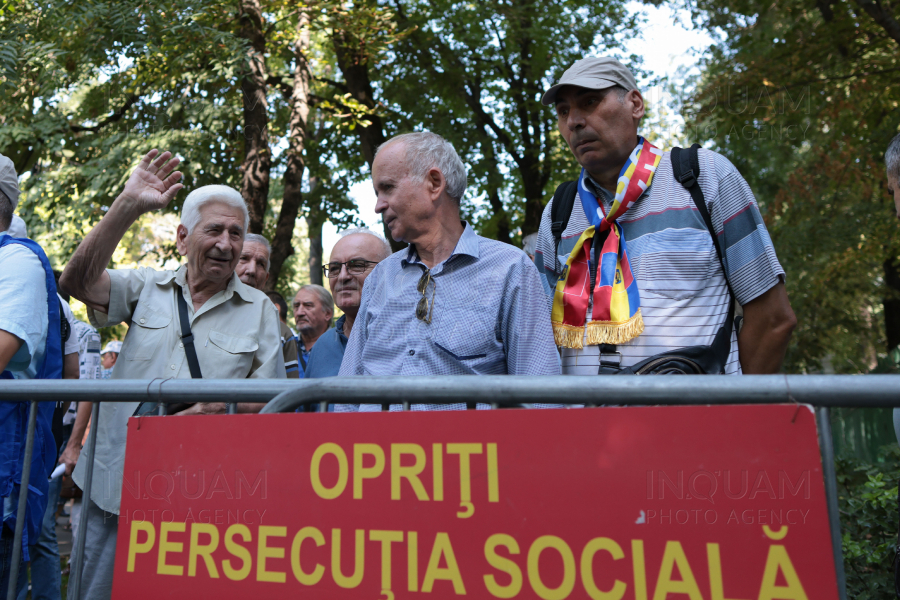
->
[534, 56, 796, 376]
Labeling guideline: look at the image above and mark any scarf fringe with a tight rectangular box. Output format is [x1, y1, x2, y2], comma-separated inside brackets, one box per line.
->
[552, 310, 645, 349]
[552, 323, 589, 349]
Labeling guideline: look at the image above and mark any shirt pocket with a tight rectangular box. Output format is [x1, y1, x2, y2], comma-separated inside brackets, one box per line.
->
[205, 330, 259, 378]
[123, 305, 171, 361]
[634, 229, 718, 301]
[431, 312, 504, 374]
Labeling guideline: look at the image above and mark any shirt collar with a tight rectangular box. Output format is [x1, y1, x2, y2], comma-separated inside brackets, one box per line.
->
[402, 221, 480, 267]
[158, 264, 255, 302]
[585, 175, 614, 204]
[335, 314, 348, 339]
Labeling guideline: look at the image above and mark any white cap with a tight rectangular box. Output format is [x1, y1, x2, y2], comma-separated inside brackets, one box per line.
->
[7, 215, 27, 238]
[0, 154, 19, 210]
[101, 341, 123, 355]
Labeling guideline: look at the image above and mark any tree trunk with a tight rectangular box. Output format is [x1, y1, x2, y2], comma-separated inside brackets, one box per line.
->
[487, 189, 511, 245]
[267, 8, 312, 290]
[883, 258, 900, 351]
[307, 176, 324, 286]
[237, 0, 271, 234]
[520, 154, 546, 236]
[331, 26, 403, 252]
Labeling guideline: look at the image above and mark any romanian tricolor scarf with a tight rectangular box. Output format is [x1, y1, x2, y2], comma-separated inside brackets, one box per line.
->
[551, 137, 663, 349]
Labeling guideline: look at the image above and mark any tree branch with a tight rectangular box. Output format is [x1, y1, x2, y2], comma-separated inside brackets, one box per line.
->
[266, 74, 294, 98]
[314, 75, 351, 94]
[854, 0, 900, 47]
[69, 94, 139, 133]
[393, 0, 525, 167]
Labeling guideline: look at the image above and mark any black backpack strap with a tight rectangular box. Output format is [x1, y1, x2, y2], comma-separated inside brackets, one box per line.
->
[58, 298, 71, 349]
[671, 145, 735, 296]
[175, 287, 203, 379]
[671, 144, 735, 372]
[550, 181, 578, 243]
[549, 181, 578, 269]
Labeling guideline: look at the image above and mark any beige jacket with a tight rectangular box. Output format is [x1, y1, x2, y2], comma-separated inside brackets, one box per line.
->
[72, 265, 285, 514]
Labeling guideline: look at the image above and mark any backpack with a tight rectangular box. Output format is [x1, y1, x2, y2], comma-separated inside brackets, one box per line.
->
[548, 144, 737, 375]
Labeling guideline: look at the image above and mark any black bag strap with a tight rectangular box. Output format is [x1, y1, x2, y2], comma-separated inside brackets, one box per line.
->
[175, 287, 203, 379]
[550, 181, 579, 269]
[550, 181, 578, 243]
[58, 298, 71, 352]
[670, 145, 735, 298]
[298, 344, 308, 372]
[671, 144, 735, 368]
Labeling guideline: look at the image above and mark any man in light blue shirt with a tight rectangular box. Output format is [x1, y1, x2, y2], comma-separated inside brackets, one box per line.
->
[337, 132, 559, 410]
[0, 154, 61, 595]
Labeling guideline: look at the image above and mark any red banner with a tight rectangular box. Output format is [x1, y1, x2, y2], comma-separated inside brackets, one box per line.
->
[112, 405, 838, 599]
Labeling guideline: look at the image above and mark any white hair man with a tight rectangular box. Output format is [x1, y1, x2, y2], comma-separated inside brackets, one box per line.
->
[60, 149, 285, 600]
[236, 233, 301, 378]
[304, 228, 391, 380]
[337, 131, 559, 410]
[291, 284, 334, 375]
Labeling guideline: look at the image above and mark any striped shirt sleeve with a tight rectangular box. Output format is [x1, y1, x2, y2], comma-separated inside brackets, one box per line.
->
[704, 151, 785, 305]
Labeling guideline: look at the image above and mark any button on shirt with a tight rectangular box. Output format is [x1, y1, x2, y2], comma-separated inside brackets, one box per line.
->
[72, 264, 285, 514]
[337, 223, 560, 411]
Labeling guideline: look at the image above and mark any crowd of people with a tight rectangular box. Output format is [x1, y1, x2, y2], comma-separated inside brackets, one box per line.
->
[2, 55, 899, 599]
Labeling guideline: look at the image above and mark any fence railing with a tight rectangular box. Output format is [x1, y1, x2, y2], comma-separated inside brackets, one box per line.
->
[3, 374, 898, 600]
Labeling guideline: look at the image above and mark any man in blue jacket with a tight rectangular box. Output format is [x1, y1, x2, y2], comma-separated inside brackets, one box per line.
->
[0, 154, 61, 595]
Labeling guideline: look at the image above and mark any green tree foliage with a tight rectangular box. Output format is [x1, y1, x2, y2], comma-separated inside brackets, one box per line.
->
[836, 443, 900, 599]
[0, 0, 361, 289]
[384, 0, 644, 240]
[670, 0, 900, 372]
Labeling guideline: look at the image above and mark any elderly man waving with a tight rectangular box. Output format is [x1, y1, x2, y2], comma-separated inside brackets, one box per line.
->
[338, 132, 559, 410]
[60, 149, 284, 600]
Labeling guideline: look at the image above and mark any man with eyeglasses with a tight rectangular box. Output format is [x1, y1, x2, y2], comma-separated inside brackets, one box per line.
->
[337, 131, 560, 410]
[304, 228, 392, 379]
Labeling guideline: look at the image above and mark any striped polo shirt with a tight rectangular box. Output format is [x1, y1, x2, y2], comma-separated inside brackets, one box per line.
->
[533, 148, 785, 375]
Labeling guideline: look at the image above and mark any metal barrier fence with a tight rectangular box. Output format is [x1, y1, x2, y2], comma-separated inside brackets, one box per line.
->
[2, 373, 898, 600]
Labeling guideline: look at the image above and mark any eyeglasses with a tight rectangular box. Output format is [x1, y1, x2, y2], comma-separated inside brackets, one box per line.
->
[416, 270, 435, 324]
[322, 260, 379, 278]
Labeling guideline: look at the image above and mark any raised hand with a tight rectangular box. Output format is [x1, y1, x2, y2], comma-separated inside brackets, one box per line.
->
[119, 149, 184, 214]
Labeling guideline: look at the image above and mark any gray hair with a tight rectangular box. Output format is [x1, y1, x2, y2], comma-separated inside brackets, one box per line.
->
[181, 185, 249, 234]
[243, 233, 272, 272]
[887, 132, 900, 180]
[296, 284, 334, 316]
[522, 232, 538, 258]
[376, 131, 467, 203]
[339, 227, 392, 259]
[0, 191, 11, 233]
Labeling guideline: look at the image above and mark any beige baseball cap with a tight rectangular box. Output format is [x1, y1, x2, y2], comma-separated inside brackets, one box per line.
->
[542, 57, 639, 106]
[0, 154, 19, 210]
